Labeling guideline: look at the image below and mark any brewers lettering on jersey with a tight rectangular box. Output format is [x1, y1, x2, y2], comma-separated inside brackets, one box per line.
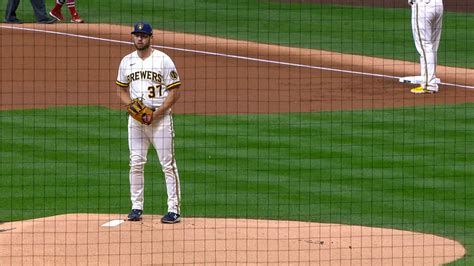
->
[116, 21, 182, 224]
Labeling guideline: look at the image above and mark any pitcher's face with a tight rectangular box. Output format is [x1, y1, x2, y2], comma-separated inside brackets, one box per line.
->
[132, 33, 152, 51]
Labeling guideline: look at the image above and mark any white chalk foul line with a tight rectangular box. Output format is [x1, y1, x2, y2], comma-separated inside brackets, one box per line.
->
[1, 25, 473, 90]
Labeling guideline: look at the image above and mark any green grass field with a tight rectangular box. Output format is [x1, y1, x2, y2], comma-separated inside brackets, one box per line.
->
[1, 0, 473, 67]
[0, 106, 473, 264]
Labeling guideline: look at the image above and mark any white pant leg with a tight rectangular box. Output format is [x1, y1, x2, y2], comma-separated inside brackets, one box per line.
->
[150, 113, 181, 214]
[412, 1, 442, 91]
[128, 118, 151, 210]
[432, 2, 443, 69]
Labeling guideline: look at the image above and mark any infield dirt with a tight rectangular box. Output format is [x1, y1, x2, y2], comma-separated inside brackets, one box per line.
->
[0, 23, 471, 264]
[1, 23, 474, 113]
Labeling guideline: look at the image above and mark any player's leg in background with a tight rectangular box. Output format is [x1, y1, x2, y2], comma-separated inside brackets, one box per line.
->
[412, 4, 426, 85]
[67, 0, 84, 23]
[412, 3, 437, 91]
[423, 2, 440, 91]
[49, 0, 65, 21]
[4, 0, 21, 23]
[30, 0, 54, 22]
[151, 114, 181, 215]
[432, 1, 444, 67]
[128, 118, 151, 211]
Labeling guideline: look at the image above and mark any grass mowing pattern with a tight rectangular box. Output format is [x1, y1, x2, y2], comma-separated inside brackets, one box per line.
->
[1, 0, 473, 68]
[0, 105, 472, 263]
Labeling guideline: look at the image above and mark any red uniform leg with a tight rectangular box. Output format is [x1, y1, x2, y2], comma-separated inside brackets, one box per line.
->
[49, 0, 65, 21]
[67, 0, 84, 23]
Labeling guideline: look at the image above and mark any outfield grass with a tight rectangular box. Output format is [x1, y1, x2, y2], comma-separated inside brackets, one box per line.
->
[0, 106, 473, 264]
[1, 0, 473, 68]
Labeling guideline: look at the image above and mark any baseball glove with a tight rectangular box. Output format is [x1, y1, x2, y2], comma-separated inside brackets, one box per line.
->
[127, 98, 154, 125]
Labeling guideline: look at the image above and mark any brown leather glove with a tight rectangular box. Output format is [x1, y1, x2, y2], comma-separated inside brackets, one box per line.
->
[127, 98, 154, 125]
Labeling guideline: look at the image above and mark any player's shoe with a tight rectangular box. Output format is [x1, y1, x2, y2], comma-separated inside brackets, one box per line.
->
[410, 86, 437, 94]
[127, 209, 143, 221]
[161, 212, 181, 224]
[37, 17, 58, 24]
[70, 14, 84, 23]
[49, 10, 64, 21]
[4, 18, 23, 24]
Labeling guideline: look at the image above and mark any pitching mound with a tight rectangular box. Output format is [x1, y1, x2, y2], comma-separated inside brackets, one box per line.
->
[0, 214, 465, 265]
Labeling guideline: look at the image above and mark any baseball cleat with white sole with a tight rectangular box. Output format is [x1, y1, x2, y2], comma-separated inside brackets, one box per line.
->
[161, 212, 181, 224]
[71, 14, 84, 23]
[49, 10, 63, 21]
[127, 209, 143, 221]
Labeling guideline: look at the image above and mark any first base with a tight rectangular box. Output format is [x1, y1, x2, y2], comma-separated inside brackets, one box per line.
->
[399, 75, 441, 84]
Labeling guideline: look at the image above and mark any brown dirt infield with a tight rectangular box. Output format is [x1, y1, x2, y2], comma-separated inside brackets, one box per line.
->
[1, 24, 474, 113]
[0, 23, 472, 264]
[0, 214, 466, 265]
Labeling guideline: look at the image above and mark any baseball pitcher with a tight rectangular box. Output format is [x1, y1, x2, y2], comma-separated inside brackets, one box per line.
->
[116, 22, 182, 224]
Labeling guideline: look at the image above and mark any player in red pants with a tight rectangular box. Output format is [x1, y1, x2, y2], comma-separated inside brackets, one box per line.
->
[49, 0, 84, 23]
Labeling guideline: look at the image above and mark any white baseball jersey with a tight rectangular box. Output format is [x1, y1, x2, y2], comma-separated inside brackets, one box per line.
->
[116, 49, 181, 109]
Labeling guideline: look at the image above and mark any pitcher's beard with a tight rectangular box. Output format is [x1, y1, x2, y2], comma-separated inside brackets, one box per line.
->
[135, 42, 150, 51]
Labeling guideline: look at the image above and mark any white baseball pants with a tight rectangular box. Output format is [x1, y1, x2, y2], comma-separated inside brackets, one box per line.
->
[411, 0, 443, 91]
[128, 113, 181, 214]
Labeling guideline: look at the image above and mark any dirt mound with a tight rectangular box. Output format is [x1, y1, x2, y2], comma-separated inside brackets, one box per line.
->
[0, 214, 465, 265]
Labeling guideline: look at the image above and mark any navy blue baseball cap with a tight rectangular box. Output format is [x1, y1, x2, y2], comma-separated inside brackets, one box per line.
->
[131, 21, 153, 36]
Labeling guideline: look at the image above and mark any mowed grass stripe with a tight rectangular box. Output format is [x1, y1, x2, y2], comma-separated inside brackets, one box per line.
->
[0, 105, 473, 263]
